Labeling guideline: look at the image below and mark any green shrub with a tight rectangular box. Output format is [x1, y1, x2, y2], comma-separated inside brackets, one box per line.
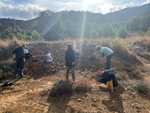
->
[74, 80, 91, 94]
[110, 38, 137, 62]
[137, 81, 149, 94]
[50, 79, 92, 97]
[50, 80, 73, 97]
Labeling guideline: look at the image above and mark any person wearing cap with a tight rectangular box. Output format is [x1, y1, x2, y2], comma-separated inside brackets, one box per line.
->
[96, 46, 113, 70]
[65, 43, 76, 82]
[12, 44, 26, 78]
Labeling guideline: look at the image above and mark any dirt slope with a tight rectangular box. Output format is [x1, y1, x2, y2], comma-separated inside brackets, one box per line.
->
[0, 40, 150, 113]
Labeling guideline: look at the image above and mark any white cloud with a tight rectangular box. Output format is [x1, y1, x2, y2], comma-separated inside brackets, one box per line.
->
[142, 0, 150, 5]
[0, 0, 149, 20]
[0, 2, 45, 20]
[33, 0, 149, 14]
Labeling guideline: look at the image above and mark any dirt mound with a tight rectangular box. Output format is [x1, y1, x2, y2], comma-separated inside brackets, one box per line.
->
[129, 40, 150, 62]
[24, 42, 102, 79]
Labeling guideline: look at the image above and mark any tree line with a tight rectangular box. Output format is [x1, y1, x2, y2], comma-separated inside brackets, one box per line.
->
[0, 10, 150, 40]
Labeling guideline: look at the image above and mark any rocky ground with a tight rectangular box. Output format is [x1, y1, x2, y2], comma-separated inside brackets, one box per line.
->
[0, 40, 150, 113]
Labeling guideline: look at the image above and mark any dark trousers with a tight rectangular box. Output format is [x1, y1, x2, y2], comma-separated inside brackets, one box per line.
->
[14, 60, 24, 77]
[106, 54, 113, 70]
[25, 53, 32, 60]
[66, 66, 75, 81]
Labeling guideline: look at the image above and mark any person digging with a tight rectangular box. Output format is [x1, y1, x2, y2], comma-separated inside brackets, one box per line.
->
[96, 46, 113, 70]
[12, 44, 26, 78]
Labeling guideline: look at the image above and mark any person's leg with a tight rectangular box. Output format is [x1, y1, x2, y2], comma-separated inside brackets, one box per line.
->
[25, 53, 32, 59]
[19, 61, 24, 77]
[105, 54, 113, 70]
[66, 66, 70, 80]
[14, 61, 19, 77]
[71, 66, 75, 81]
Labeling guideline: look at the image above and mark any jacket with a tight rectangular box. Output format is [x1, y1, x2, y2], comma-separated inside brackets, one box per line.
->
[65, 48, 75, 67]
[12, 46, 25, 61]
[100, 70, 118, 87]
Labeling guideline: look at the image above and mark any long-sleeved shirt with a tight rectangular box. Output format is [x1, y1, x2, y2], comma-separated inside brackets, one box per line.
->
[12, 46, 25, 61]
[101, 47, 113, 57]
[65, 49, 75, 67]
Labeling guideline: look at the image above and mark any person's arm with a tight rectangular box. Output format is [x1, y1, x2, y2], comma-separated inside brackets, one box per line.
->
[72, 51, 75, 65]
[22, 50, 25, 62]
[65, 52, 67, 62]
[102, 52, 106, 64]
[13, 54, 15, 59]
[12, 49, 16, 60]
[102, 56, 106, 62]
[23, 58, 26, 62]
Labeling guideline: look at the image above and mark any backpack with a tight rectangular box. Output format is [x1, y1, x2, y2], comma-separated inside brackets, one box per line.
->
[100, 70, 118, 87]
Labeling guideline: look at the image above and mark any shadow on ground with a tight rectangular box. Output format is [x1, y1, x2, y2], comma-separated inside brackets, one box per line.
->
[100, 84, 125, 113]
[47, 94, 75, 113]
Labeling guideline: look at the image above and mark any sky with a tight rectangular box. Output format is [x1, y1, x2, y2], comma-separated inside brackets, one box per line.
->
[0, 0, 150, 20]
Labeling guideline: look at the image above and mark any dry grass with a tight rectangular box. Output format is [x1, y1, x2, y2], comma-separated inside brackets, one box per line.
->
[50, 80, 73, 97]
[81, 38, 138, 62]
[0, 61, 14, 79]
[110, 38, 133, 60]
[73, 79, 92, 94]
[50, 79, 92, 97]
[0, 39, 27, 60]
[136, 81, 150, 94]
[1, 36, 149, 61]
[145, 39, 150, 52]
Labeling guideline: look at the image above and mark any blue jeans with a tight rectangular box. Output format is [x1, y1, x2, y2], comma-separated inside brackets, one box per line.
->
[14, 60, 24, 77]
[105, 54, 113, 70]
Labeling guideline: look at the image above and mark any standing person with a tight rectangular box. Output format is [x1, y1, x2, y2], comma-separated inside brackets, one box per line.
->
[96, 46, 113, 70]
[12, 44, 26, 78]
[65, 43, 76, 82]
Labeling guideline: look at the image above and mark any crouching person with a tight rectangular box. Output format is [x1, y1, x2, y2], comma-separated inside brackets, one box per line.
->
[65, 43, 76, 82]
[24, 46, 32, 60]
[45, 52, 53, 63]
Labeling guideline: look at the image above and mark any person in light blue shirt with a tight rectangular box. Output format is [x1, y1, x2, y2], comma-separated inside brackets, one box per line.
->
[96, 46, 113, 70]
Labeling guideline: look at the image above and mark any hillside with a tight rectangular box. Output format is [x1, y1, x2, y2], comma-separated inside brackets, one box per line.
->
[0, 19, 35, 32]
[0, 38, 150, 112]
[0, 3, 150, 40]
[106, 3, 150, 22]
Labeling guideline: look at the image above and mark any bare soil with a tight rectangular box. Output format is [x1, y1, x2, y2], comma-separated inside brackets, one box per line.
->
[0, 40, 150, 113]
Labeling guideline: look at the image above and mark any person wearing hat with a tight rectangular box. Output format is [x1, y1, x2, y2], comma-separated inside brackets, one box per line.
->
[12, 44, 26, 78]
[96, 46, 113, 70]
[65, 43, 76, 82]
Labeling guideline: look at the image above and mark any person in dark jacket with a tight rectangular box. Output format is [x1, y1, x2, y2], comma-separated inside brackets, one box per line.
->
[65, 43, 76, 82]
[12, 44, 26, 78]
[96, 46, 113, 70]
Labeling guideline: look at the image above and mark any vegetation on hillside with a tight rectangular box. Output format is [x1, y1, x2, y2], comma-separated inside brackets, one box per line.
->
[0, 4, 150, 41]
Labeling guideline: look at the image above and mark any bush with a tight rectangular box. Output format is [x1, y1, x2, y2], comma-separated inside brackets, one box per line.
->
[137, 81, 149, 94]
[50, 79, 92, 97]
[0, 39, 23, 60]
[118, 26, 128, 38]
[145, 39, 150, 52]
[50, 80, 73, 97]
[110, 38, 137, 61]
[74, 79, 91, 94]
